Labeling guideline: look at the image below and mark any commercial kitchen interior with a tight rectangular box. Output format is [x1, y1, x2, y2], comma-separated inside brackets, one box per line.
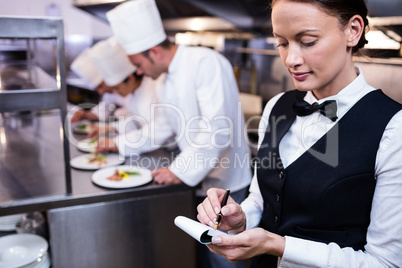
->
[0, 0, 401, 267]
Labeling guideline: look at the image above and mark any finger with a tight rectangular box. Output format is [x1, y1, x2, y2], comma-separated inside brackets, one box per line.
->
[206, 244, 219, 255]
[203, 196, 218, 222]
[96, 139, 108, 153]
[211, 234, 242, 247]
[87, 129, 98, 138]
[152, 173, 163, 184]
[196, 204, 206, 223]
[212, 231, 252, 248]
[206, 188, 227, 214]
[151, 169, 160, 177]
[222, 203, 241, 216]
[197, 202, 215, 228]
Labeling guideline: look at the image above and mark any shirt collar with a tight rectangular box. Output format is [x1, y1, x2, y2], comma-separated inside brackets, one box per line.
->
[304, 66, 376, 119]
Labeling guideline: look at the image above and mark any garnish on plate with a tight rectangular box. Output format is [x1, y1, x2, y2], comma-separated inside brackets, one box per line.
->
[77, 124, 87, 130]
[88, 137, 99, 144]
[87, 153, 107, 166]
[107, 169, 141, 181]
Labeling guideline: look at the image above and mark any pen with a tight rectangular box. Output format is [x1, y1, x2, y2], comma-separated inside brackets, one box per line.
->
[214, 189, 230, 230]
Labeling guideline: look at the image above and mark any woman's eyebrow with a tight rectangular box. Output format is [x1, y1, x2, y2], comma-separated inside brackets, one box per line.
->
[297, 29, 319, 37]
[273, 29, 319, 38]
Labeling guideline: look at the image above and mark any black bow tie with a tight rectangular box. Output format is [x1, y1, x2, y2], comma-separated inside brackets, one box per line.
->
[293, 99, 338, 122]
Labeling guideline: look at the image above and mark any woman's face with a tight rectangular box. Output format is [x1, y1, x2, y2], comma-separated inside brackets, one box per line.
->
[272, 1, 357, 99]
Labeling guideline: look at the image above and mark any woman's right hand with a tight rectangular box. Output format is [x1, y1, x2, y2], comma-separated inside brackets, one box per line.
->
[197, 188, 247, 234]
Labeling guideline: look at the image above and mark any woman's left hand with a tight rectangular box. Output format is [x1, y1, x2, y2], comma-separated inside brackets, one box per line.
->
[206, 228, 285, 263]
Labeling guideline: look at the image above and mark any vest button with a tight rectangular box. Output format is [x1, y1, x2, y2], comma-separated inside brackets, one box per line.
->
[276, 194, 280, 202]
[274, 216, 279, 223]
[279, 171, 284, 179]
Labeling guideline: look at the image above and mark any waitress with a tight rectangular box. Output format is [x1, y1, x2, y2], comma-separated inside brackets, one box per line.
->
[196, 0, 402, 267]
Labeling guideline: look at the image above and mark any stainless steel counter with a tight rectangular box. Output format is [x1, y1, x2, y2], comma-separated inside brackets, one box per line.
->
[0, 110, 193, 216]
[0, 110, 197, 267]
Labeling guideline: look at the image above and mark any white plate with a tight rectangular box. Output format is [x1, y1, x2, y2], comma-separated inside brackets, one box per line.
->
[20, 251, 50, 268]
[72, 121, 97, 135]
[92, 165, 152, 189]
[76, 138, 98, 153]
[0, 234, 48, 268]
[0, 213, 26, 231]
[70, 153, 125, 170]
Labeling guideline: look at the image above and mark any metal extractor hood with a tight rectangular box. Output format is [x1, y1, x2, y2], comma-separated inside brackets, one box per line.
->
[72, 0, 402, 38]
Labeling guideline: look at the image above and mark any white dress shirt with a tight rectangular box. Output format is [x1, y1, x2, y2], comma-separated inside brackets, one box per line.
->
[241, 67, 402, 267]
[116, 45, 252, 196]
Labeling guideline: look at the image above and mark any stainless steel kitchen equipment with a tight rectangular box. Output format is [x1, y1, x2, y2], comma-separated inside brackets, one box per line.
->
[0, 16, 72, 194]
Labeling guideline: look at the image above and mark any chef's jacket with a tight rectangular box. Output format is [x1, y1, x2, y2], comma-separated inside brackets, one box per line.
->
[92, 92, 126, 122]
[116, 45, 252, 196]
[112, 76, 162, 133]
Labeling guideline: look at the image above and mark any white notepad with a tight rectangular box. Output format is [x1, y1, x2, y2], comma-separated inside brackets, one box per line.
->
[174, 216, 227, 244]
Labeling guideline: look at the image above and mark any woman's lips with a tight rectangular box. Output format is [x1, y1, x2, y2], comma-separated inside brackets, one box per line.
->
[292, 72, 310, 81]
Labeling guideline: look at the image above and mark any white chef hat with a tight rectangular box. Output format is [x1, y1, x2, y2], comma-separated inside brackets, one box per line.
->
[70, 48, 103, 90]
[106, 0, 167, 55]
[90, 36, 136, 87]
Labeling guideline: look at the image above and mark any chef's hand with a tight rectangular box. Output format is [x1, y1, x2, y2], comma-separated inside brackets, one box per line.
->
[88, 124, 114, 139]
[71, 109, 99, 123]
[88, 126, 99, 139]
[96, 138, 118, 154]
[197, 188, 246, 234]
[206, 228, 285, 262]
[151, 168, 182, 185]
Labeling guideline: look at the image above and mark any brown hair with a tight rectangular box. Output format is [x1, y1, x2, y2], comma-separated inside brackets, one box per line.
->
[141, 38, 173, 61]
[271, 0, 369, 53]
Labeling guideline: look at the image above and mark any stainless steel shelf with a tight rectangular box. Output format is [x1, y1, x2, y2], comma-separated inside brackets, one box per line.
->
[0, 16, 72, 198]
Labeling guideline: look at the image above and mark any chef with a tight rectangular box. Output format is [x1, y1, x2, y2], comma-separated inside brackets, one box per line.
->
[102, 1, 252, 268]
[69, 45, 125, 123]
[88, 36, 163, 134]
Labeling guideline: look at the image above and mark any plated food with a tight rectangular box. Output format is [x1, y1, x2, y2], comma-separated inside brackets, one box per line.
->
[87, 153, 107, 167]
[72, 121, 97, 135]
[76, 137, 98, 153]
[70, 153, 125, 170]
[107, 169, 141, 181]
[92, 165, 152, 188]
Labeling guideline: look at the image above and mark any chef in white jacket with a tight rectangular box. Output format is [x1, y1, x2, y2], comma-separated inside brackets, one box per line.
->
[88, 36, 162, 134]
[104, 1, 252, 267]
[69, 45, 126, 123]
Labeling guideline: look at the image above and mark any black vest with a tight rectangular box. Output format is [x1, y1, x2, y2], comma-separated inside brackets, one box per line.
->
[252, 89, 401, 267]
